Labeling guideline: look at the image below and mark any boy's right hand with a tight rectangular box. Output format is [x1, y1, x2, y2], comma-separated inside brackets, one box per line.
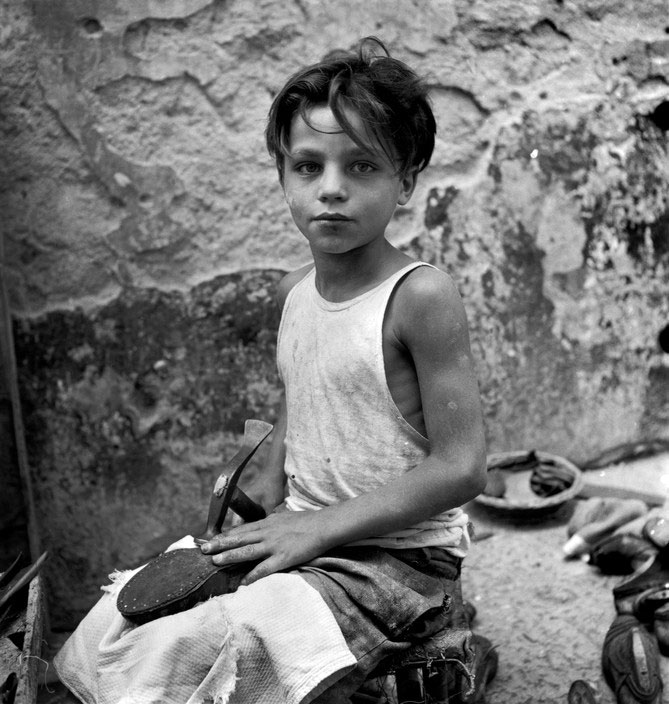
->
[199, 508, 329, 586]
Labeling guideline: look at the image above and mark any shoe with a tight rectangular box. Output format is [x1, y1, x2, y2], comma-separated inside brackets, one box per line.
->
[653, 602, 669, 656]
[590, 534, 657, 576]
[461, 634, 498, 703]
[117, 548, 254, 624]
[633, 587, 669, 623]
[613, 543, 669, 602]
[567, 680, 598, 704]
[602, 615, 662, 704]
[117, 418, 272, 625]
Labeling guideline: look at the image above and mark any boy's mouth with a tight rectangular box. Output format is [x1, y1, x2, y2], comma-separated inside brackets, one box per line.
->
[314, 213, 351, 222]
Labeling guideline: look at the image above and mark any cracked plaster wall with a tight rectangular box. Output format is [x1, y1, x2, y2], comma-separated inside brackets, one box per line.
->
[1, 0, 669, 627]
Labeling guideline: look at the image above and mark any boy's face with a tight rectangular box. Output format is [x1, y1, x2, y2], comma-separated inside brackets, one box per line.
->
[281, 105, 417, 256]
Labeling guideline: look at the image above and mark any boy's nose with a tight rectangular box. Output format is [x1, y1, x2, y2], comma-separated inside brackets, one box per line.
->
[317, 166, 347, 201]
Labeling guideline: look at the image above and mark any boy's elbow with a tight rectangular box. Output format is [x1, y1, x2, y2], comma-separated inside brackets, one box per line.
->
[429, 443, 487, 507]
[457, 449, 488, 504]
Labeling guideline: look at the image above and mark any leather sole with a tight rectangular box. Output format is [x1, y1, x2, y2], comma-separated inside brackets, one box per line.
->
[117, 548, 254, 624]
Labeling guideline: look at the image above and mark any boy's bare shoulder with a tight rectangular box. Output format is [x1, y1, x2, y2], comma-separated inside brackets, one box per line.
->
[393, 265, 468, 337]
[399, 264, 463, 309]
[276, 264, 314, 308]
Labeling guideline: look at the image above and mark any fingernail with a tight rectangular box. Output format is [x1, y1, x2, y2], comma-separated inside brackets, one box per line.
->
[200, 543, 211, 553]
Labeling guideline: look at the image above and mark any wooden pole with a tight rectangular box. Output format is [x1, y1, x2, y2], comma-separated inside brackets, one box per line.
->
[0, 233, 42, 563]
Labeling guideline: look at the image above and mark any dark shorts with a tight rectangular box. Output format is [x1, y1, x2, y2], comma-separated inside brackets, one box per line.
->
[293, 546, 462, 698]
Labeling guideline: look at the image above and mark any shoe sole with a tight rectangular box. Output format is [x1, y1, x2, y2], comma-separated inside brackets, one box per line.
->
[117, 548, 253, 624]
[632, 628, 653, 693]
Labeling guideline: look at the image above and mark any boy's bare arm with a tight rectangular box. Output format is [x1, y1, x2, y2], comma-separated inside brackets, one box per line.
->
[394, 265, 488, 510]
[202, 267, 486, 583]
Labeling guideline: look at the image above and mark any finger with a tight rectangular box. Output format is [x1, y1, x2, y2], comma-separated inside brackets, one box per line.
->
[200, 529, 259, 554]
[226, 519, 266, 534]
[239, 557, 281, 586]
[211, 542, 262, 565]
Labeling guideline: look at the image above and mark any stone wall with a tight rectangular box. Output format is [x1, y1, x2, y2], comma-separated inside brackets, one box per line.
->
[2, 0, 668, 628]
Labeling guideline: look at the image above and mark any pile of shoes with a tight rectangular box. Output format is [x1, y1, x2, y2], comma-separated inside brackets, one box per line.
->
[580, 504, 669, 704]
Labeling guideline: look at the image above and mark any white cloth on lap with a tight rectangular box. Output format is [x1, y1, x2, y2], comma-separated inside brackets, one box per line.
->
[54, 562, 356, 704]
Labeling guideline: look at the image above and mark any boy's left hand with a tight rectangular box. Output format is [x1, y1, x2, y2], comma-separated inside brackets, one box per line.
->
[199, 510, 327, 586]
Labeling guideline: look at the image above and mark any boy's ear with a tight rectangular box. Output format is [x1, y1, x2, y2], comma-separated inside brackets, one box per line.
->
[397, 168, 419, 206]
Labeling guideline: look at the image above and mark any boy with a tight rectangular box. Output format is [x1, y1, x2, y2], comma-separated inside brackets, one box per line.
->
[203, 32, 487, 692]
[54, 37, 486, 704]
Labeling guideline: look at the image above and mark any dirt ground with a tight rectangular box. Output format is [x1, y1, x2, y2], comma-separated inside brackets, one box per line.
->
[462, 453, 669, 704]
[462, 499, 623, 704]
[36, 456, 669, 704]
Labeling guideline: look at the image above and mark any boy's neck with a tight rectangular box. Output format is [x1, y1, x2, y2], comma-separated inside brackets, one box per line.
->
[311, 240, 413, 303]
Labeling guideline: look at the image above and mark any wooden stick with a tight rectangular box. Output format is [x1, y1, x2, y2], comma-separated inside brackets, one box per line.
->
[0, 235, 43, 562]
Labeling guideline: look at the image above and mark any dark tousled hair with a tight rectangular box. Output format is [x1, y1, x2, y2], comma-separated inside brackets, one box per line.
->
[265, 37, 436, 182]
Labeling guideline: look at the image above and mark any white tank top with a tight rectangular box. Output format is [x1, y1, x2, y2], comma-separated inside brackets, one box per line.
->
[277, 262, 469, 554]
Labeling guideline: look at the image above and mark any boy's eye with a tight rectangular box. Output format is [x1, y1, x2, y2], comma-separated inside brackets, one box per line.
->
[294, 162, 321, 175]
[351, 162, 376, 174]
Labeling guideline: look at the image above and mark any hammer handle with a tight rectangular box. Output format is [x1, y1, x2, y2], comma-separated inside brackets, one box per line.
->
[228, 484, 266, 523]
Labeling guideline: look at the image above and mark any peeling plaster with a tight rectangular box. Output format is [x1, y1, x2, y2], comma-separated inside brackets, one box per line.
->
[536, 185, 588, 339]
